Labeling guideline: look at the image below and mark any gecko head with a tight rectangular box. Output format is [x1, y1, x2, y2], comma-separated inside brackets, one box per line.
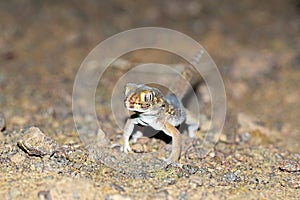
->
[124, 83, 164, 113]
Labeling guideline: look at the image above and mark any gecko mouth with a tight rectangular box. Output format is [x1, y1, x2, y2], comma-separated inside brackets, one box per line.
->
[125, 99, 150, 111]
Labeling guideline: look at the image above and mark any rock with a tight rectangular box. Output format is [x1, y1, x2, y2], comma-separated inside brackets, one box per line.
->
[0, 112, 5, 131]
[279, 160, 300, 172]
[17, 127, 59, 157]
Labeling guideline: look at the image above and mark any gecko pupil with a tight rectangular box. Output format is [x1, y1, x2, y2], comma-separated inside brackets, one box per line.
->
[141, 91, 153, 102]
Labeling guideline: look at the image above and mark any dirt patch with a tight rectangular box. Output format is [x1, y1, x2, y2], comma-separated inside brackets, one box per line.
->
[0, 0, 299, 199]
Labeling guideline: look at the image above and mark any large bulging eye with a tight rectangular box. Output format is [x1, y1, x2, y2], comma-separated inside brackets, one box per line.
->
[140, 91, 153, 102]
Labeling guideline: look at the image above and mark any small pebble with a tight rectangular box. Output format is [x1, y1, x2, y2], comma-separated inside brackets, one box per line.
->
[291, 54, 300, 70]
[288, 179, 300, 189]
[182, 164, 199, 175]
[131, 143, 144, 153]
[190, 175, 203, 187]
[110, 183, 125, 192]
[105, 194, 132, 200]
[38, 190, 52, 200]
[0, 112, 6, 131]
[279, 160, 300, 172]
[239, 132, 252, 143]
[163, 177, 176, 185]
[179, 191, 187, 200]
[224, 171, 240, 183]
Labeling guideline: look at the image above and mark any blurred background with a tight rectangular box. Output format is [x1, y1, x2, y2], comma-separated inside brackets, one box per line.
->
[0, 1, 299, 198]
[0, 0, 299, 149]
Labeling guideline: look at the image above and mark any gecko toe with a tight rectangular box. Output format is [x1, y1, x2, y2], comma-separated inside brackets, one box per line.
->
[123, 143, 132, 153]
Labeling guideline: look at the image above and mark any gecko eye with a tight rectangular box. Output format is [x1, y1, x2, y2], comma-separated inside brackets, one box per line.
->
[140, 91, 153, 102]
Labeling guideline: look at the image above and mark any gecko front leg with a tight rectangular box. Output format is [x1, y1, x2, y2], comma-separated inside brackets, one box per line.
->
[162, 122, 182, 164]
[123, 118, 138, 153]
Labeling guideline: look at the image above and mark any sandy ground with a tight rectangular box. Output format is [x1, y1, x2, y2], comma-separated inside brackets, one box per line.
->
[0, 1, 299, 199]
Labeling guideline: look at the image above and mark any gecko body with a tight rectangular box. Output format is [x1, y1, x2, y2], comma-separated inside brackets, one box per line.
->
[123, 51, 203, 163]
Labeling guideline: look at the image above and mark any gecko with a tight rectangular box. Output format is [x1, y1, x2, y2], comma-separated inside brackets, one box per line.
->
[122, 50, 204, 164]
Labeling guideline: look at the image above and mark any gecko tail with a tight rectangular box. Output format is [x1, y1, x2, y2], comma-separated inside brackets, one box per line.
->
[169, 49, 205, 100]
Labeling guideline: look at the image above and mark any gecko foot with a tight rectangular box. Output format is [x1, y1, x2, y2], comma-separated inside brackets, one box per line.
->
[163, 156, 181, 165]
[122, 142, 132, 153]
